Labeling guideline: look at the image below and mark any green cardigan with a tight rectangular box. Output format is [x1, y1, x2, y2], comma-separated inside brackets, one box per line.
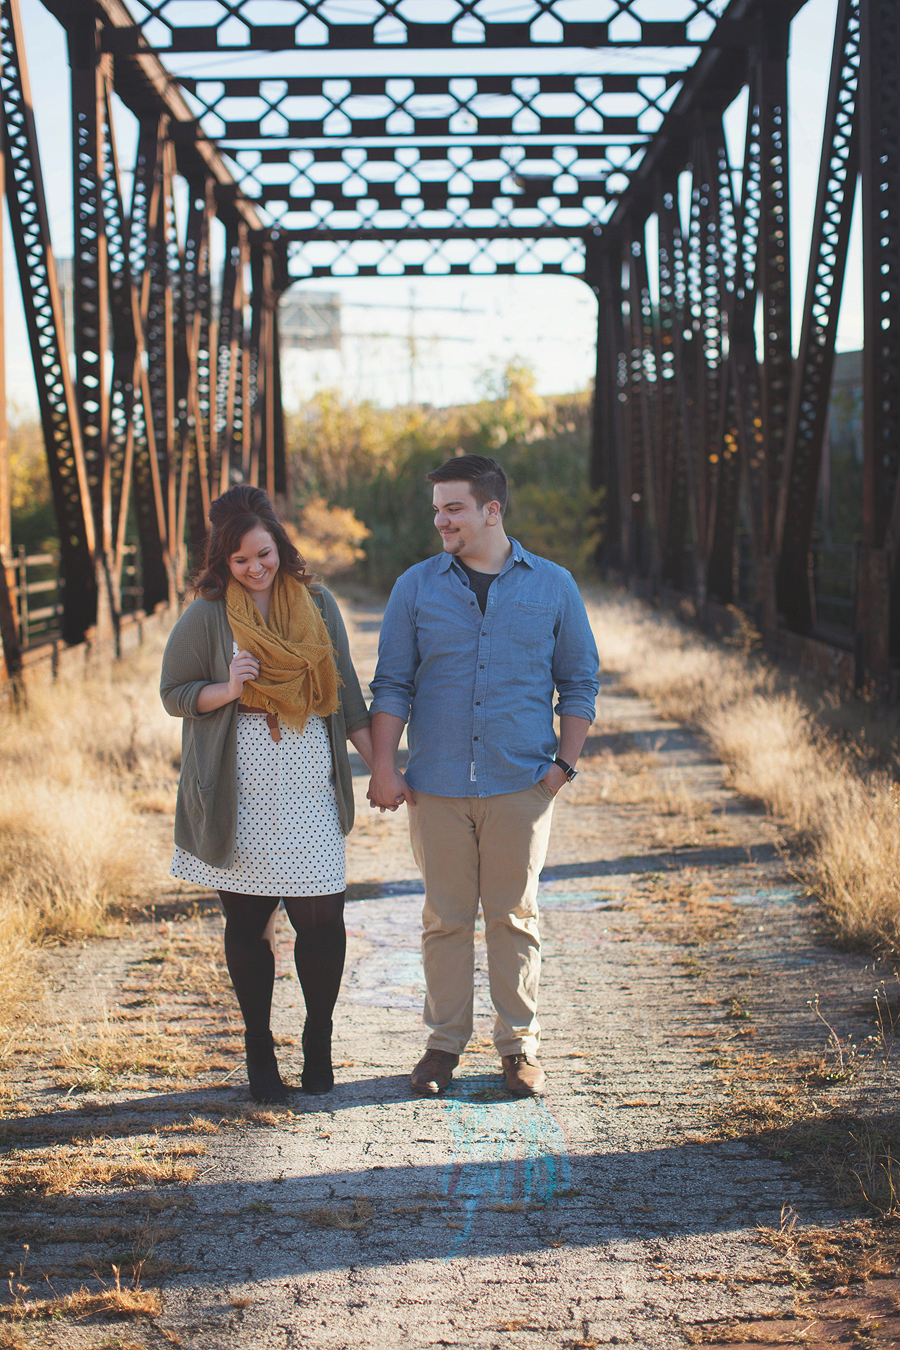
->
[160, 586, 370, 869]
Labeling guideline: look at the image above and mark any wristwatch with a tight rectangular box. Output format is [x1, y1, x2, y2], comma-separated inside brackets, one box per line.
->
[554, 757, 578, 783]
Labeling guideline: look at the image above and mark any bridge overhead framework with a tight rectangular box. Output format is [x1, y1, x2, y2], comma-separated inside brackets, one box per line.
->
[0, 0, 897, 690]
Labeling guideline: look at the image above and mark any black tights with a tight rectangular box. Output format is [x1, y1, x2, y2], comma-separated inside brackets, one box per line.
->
[218, 891, 346, 1037]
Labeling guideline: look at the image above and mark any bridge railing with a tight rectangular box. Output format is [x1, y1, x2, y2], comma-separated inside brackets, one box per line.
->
[1, 546, 143, 649]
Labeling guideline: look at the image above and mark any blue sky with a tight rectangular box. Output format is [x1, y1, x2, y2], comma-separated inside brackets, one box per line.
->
[4, 0, 859, 413]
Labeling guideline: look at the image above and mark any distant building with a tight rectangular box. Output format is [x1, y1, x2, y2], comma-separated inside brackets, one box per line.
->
[278, 291, 341, 351]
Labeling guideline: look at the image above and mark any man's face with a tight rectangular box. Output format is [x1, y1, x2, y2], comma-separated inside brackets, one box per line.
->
[432, 481, 497, 558]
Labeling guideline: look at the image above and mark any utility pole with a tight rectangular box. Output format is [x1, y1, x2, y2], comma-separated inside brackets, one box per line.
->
[342, 293, 484, 406]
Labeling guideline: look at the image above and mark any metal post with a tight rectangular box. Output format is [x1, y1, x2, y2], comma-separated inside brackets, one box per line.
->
[0, 0, 95, 646]
[0, 78, 19, 687]
[859, 0, 900, 673]
[655, 177, 690, 591]
[68, 16, 116, 648]
[754, 6, 793, 630]
[586, 237, 621, 573]
[775, 0, 861, 634]
[126, 117, 169, 614]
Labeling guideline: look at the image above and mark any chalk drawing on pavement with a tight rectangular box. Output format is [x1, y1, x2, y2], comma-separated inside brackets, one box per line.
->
[441, 1076, 572, 1255]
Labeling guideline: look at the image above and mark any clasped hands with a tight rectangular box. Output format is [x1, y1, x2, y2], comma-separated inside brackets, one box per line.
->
[367, 765, 415, 813]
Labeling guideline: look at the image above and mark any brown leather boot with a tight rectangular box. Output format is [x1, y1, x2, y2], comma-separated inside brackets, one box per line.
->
[410, 1048, 459, 1096]
[502, 1052, 546, 1097]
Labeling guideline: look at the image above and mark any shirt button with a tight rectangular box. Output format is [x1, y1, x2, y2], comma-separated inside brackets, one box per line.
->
[481, 631, 487, 636]
[479, 664, 484, 669]
[475, 701, 480, 706]
[474, 736, 479, 741]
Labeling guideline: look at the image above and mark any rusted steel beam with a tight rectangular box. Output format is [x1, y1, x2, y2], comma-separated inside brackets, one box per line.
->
[127, 117, 170, 614]
[39, 0, 264, 236]
[0, 0, 95, 647]
[585, 235, 624, 576]
[707, 124, 742, 606]
[69, 17, 117, 644]
[215, 222, 249, 497]
[181, 176, 215, 554]
[857, 0, 900, 674]
[625, 230, 659, 584]
[101, 75, 140, 610]
[654, 178, 690, 593]
[775, 0, 861, 634]
[754, 8, 793, 628]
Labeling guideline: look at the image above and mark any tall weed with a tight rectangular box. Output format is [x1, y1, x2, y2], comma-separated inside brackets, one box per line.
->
[585, 592, 900, 953]
[0, 628, 180, 1037]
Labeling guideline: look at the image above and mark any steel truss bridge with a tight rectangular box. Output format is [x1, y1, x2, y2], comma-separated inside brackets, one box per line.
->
[0, 0, 897, 689]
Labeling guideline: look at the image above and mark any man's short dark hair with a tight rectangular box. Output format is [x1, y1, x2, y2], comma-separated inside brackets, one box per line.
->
[427, 455, 509, 513]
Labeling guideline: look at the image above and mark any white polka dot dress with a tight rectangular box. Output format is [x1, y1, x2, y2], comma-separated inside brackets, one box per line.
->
[171, 705, 346, 898]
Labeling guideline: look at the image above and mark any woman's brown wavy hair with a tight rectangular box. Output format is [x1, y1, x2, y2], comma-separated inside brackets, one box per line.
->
[192, 484, 313, 600]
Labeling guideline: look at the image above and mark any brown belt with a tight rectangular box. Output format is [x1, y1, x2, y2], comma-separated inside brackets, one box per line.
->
[237, 703, 281, 742]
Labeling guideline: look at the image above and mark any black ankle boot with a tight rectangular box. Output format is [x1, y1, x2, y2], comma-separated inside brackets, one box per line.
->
[244, 1031, 291, 1103]
[301, 1021, 334, 1095]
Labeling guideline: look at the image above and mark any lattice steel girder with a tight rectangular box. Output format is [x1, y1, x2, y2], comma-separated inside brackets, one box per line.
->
[284, 231, 586, 278]
[179, 72, 684, 143]
[861, 0, 900, 555]
[775, 0, 860, 633]
[126, 116, 170, 612]
[180, 176, 215, 552]
[653, 177, 688, 591]
[223, 141, 646, 237]
[609, 0, 807, 230]
[69, 19, 112, 560]
[100, 73, 141, 590]
[757, 16, 792, 555]
[214, 221, 251, 490]
[859, 0, 900, 670]
[0, 0, 97, 647]
[103, 1, 730, 54]
[585, 239, 623, 572]
[41, 0, 264, 236]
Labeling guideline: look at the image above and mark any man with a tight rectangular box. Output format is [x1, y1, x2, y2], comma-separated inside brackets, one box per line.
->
[368, 455, 599, 1097]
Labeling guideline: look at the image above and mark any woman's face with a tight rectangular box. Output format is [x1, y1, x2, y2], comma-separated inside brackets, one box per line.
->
[228, 524, 280, 598]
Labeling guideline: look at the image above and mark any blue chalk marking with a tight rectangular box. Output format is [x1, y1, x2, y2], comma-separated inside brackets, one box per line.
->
[440, 1075, 572, 1256]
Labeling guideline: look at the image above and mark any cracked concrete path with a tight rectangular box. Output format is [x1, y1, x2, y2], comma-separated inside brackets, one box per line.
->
[4, 592, 893, 1350]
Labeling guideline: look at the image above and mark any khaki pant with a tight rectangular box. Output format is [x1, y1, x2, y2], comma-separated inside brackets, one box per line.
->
[408, 783, 555, 1057]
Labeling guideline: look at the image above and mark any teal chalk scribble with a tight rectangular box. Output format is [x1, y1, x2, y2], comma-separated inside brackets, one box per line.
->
[441, 1074, 572, 1256]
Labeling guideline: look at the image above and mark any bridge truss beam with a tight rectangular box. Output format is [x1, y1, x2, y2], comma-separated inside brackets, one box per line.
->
[0, 0, 897, 696]
[591, 0, 900, 684]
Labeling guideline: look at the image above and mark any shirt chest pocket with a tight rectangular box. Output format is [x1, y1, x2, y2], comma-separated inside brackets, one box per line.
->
[508, 600, 556, 646]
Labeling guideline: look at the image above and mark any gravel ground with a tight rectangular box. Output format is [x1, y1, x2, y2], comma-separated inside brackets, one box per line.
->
[2, 592, 898, 1350]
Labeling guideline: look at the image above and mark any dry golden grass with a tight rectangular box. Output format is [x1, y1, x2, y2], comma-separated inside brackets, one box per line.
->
[585, 591, 900, 953]
[0, 626, 180, 1042]
[2, 1142, 200, 1200]
[303, 1198, 374, 1230]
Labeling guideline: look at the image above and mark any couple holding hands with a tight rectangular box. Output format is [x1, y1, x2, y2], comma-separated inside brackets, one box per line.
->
[161, 455, 599, 1103]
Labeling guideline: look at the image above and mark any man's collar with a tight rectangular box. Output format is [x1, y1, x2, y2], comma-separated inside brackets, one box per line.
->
[508, 538, 533, 567]
[439, 538, 533, 573]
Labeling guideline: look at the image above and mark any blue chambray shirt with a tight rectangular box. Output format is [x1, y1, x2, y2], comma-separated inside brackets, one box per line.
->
[369, 539, 600, 798]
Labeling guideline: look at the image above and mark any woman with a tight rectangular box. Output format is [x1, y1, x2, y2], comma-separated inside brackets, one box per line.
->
[160, 485, 373, 1103]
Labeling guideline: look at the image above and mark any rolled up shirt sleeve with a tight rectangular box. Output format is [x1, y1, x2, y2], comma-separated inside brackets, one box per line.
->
[551, 574, 601, 722]
[369, 574, 420, 724]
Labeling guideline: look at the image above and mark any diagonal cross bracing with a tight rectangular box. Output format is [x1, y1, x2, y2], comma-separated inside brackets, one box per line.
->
[2, 0, 898, 692]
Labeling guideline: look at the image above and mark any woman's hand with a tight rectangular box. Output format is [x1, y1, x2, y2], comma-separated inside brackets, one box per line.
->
[195, 650, 260, 714]
[227, 649, 260, 701]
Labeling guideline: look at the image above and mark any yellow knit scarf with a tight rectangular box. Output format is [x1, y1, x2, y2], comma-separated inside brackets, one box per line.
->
[225, 572, 340, 730]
